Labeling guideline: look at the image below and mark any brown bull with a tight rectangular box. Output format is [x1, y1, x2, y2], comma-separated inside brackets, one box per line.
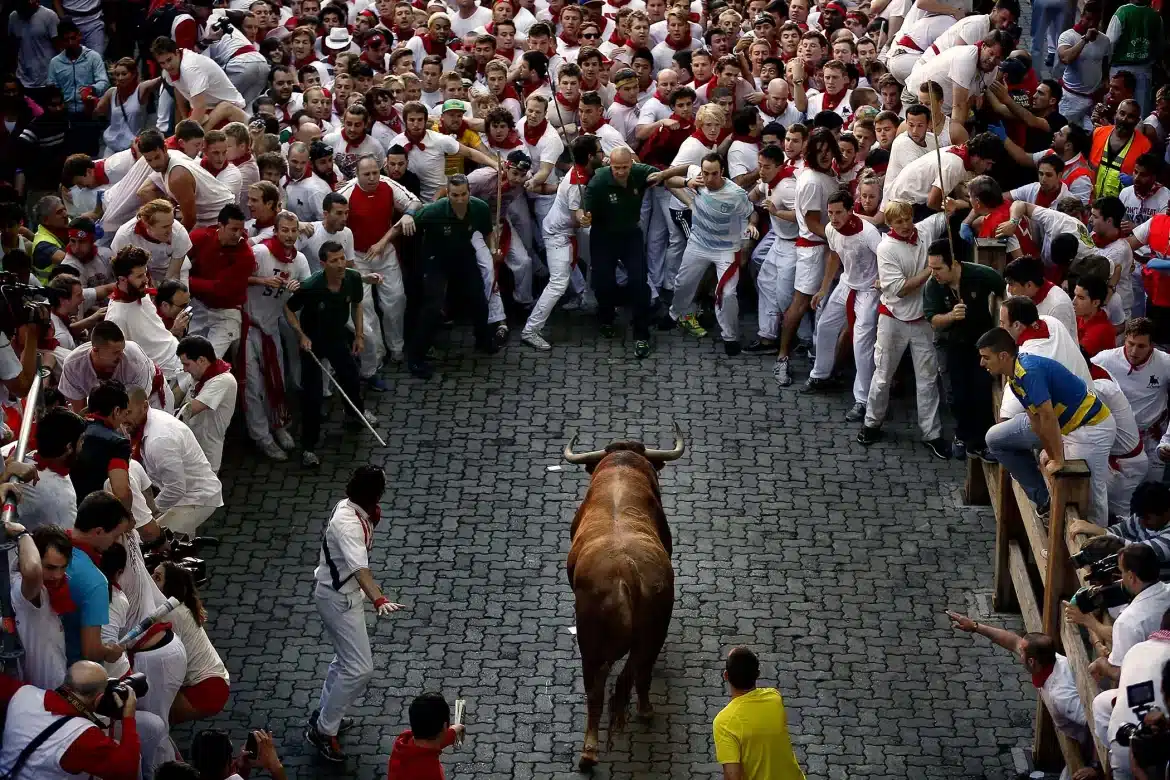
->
[564, 425, 684, 772]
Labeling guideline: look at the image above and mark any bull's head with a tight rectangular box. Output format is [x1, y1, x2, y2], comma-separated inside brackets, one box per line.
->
[563, 423, 686, 471]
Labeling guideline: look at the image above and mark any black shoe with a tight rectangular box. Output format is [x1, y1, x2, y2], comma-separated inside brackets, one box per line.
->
[310, 709, 355, 735]
[723, 340, 741, 356]
[793, 339, 814, 358]
[408, 360, 433, 380]
[599, 323, 617, 338]
[305, 723, 346, 763]
[968, 446, 997, 463]
[845, 402, 866, 423]
[800, 376, 835, 394]
[856, 425, 883, 446]
[634, 339, 651, 358]
[743, 338, 779, 354]
[924, 437, 952, 460]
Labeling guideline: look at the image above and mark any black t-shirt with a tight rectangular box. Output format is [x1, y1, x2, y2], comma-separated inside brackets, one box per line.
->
[70, 419, 132, 503]
[1026, 110, 1068, 154]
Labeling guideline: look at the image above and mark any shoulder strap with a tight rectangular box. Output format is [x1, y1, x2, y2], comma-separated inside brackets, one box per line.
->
[321, 513, 357, 591]
[1, 715, 75, 780]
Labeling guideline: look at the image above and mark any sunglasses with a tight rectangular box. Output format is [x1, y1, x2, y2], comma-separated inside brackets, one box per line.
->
[582, 31, 599, 39]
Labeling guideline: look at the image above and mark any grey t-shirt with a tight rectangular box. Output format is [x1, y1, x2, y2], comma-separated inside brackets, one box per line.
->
[7, 6, 59, 89]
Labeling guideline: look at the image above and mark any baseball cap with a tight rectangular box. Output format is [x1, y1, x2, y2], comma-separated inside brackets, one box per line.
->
[309, 140, 334, 160]
[506, 150, 533, 170]
[753, 12, 775, 26]
[442, 98, 469, 113]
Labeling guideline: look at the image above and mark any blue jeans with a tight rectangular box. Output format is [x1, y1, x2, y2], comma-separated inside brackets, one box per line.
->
[986, 413, 1049, 508]
[1030, 0, 1066, 74]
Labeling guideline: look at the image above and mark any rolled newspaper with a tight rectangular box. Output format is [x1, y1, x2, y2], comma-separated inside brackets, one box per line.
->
[454, 698, 465, 744]
[117, 597, 180, 647]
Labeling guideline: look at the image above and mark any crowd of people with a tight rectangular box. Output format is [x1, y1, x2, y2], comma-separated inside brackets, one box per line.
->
[1, 0, 1170, 773]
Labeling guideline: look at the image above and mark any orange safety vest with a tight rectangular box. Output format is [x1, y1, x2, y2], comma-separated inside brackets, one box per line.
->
[1090, 126, 1152, 198]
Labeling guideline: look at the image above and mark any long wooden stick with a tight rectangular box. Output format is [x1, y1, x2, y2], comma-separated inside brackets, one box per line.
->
[493, 150, 503, 256]
[929, 88, 958, 262]
[550, 89, 576, 146]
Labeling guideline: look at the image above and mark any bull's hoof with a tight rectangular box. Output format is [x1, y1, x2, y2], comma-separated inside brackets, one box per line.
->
[578, 753, 598, 773]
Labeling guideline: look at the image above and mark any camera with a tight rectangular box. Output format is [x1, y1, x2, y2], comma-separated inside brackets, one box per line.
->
[94, 673, 149, 719]
[1071, 582, 1132, 613]
[1073, 546, 1116, 568]
[1117, 682, 1170, 774]
[0, 273, 64, 338]
[212, 13, 235, 35]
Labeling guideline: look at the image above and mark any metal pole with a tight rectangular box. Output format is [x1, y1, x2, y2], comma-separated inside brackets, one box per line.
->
[304, 350, 387, 446]
[0, 358, 46, 672]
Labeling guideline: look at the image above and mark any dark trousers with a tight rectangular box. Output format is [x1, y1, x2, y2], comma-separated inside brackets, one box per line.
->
[591, 226, 651, 339]
[300, 337, 363, 452]
[937, 341, 994, 449]
[407, 248, 491, 363]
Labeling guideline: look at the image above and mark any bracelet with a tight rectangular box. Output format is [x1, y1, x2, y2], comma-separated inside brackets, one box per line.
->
[374, 596, 390, 609]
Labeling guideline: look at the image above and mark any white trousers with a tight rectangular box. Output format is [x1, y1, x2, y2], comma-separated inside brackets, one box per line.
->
[131, 635, 188, 732]
[189, 302, 241, 359]
[864, 315, 943, 439]
[314, 583, 374, 737]
[1093, 690, 1132, 780]
[471, 233, 507, 324]
[1144, 431, 1166, 482]
[224, 57, 269, 116]
[243, 325, 290, 447]
[664, 208, 690, 293]
[156, 504, 218, 537]
[1108, 451, 1149, 519]
[810, 285, 880, 405]
[1059, 91, 1096, 131]
[1066, 415, 1119, 525]
[489, 219, 535, 305]
[887, 49, 918, 83]
[669, 246, 740, 340]
[355, 249, 406, 371]
[524, 237, 575, 334]
[645, 188, 672, 294]
[756, 236, 797, 340]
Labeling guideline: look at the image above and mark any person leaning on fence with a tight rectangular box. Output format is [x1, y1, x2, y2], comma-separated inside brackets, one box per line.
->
[978, 326, 1116, 525]
[947, 611, 1092, 754]
[1069, 482, 1170, 580]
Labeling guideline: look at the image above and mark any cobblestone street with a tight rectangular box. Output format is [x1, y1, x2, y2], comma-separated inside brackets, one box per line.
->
[177, 312, 1039, 780]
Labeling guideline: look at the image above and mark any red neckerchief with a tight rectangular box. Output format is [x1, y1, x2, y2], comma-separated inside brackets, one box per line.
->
[947, 144, 972, 170]
[360, 50, 386, 72]
[230, 151, 254, 167]
[569, 163, 593, 184]
[889, 228, 918, 245]
[581, 116, 608, 133]
[608, 27, 624, 45]
[523, 119, 548, 146]
[1073, 20, 1090, 34]
[821, 86, 848, 112]
[392, 24, 414, 41]
[499, 83, 521, 103]
[261, 237, 295, 263]
[1017, 319, 1052, 345]
[33, 453, 68, 477]
[341, 128, 369, 151]
[44, 577, 76, 615]
[614, 92, 638, 107]
[420, 32, 447, 57]
[1136, 181, 1164, 200]
[835, 214, 863, 236]
[1030, 279, 1055, 305]
[377, 109, 403, 135]
[538, 44, 557, 58]
[1036, 185, 1061, 208]
[316, 167, 338, 189]
[623, 37, 640, 48]
[667, 28, 692, 50]
[580, 75, 599, 91]
[522, 78, 549, 98]
[293, 52, 319, 68]
[687, 11, 699, 22]
[558, 32, 578, 47]
[66, 531, 101, 566]
[759, 101, 781, 118]
[731, 133, 756, 145]
[493, 129, 524, 149]
[200, 156, 228, 176]
[1091, 231, 1119, 249]
[92, 160, 110, 186]
[403, 130, 427, 152]
[690, 127, 715, 148]
[194, 358, 232, 395]
[1150, 630, 1170, 641]
[379, 13, 394, 27]
[441, 119, 470, 138]
[496, 45, 515, 60]
[1031, 663, 1056, 689]
[109, 283, 157, 303]
[555, 91, 579, 111]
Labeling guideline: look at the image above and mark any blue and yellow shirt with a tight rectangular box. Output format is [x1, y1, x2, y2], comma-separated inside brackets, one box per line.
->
[1008, 353, 1110, 434]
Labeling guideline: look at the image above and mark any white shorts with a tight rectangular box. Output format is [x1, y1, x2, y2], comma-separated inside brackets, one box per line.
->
[794, 244, 826, 296]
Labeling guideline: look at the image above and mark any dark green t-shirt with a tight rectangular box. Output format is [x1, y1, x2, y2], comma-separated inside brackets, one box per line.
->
[584, 163, 657, 233]
[286, 267, 365, 342]
[415, 197, 493, 253]
[923, 262, 1006, 346]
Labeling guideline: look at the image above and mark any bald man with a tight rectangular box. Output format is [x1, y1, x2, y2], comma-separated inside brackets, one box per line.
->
[758, 78, 803, 127]
[636, 69, 681, 139]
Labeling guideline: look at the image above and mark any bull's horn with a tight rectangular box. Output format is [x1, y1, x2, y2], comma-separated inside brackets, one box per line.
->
[644, 422, 685, 462]
[563, 433, 606, 464]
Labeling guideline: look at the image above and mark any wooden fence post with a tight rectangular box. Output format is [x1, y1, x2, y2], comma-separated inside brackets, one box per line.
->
[974, 238, 1008, 273]
[992, 462, 1021, 613]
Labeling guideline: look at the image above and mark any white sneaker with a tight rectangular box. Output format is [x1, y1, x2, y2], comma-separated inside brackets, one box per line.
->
[302, 450, 321, 467]
[521, 330, 552, 351]
[259, 440, 288, 461]
[273, 428, 295, 450]
[362, 410, 378, 425]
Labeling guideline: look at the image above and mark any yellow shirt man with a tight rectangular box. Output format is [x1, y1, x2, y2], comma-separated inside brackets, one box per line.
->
[713, 687, 806, 780]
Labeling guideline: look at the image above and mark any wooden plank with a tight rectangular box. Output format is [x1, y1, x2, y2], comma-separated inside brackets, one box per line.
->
[1061, 620, 1112, 775]
[1008, 541, 1042, 632]
[994, 461, 1022, 611]
[1044, 462, 1091, 644]
[1013, 480, 1050, 586]
[965, 456, 990, 505]
[982, 460, 1001, 508]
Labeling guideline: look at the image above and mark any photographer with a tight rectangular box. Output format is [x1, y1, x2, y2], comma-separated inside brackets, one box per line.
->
[190, 727, 288, 780]
[0, 660, 141, 780]
[1094, 608, 1170, 779]
[1070, 483, 1170, 580]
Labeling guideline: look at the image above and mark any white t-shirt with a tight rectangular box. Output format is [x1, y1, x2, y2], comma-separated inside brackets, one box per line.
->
[105, 295, 183, 382]
[297, 222, 355, 274]
[794, 169, 837, 243]
[805, 90, 853, 122]
[1108, 638, 1170, 742]
[451, 5, 492, 37]
[884, 133, 941, 209]
[523, 121, 566, 190]
[110, 219, 193, 285]
[9, 458, 77, 532]
[1110, 582, 1170, 666]
[1040, 654, 1090, 744]
[321, 131, 386, 182]
[826, 220, 882, 290]
[285, 174, 335, 223]
[170, 604, 229, 685]
[388, 129, 460, 202]
[637, 96, 671, 127]
[11, 577, 67, 691]
[1027, 205, 1096, 266]
[885, 141, 953, 206]
[542, 168, 588, 242]
[669, 136, 717, 210]
[246, 244, 312, 332]
[180, 371, 237, 473]
[101, 587, 132, 679]
[140, 408, 224, 510]
[162, 50, 246, 110]
[1057, 28, 1112, 94]
[727, 141, 759, 180]
[921, 13, 990, 59]
[314, 498, 373, 593]
[59, 340, 160, 407]
[906, 44, 997, 115]
[604, 101, 640, 145]
[755, 173, 800, 241]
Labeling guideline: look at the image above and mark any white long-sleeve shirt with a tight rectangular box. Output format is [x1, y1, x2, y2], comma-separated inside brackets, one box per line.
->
[139, 407, 223, 510]
[875, 212, 947, 321]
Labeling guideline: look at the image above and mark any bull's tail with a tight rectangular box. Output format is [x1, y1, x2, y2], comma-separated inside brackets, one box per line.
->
[605, 580, 636, 745]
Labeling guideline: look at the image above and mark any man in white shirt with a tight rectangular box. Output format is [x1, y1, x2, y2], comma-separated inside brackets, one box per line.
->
[1094, 318, 1170, 482]
[298, 193, 355, 275]
[882, 105, 937, 209]
[905, 31, 1011, 128]
[243, 212, 311, 460]
[390, 101, 491, 202]
[59, 321, 173, 414]
[104, 246, 184, 384]
[1002, 255, 1079, 340]
[857, 203, 950, 457]
[175, 335, 237, 473]
[1057, 2, 1112, 130]
[2, 407, 86, 531]
[150, 37, 249, 129]
[322, 104, 386, 182]
[605, 69, 642, 145]
[125, 386, 223, 537]
[109, 200, 193, 286]
[306, 465, 403, 762]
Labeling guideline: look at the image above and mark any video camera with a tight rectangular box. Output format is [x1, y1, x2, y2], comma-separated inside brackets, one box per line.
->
[1117, 681, 1170, 776]
[1071, 581, 1132, 613]
[1072, 549, 1123, 586]
[94, 672, 148, 720]
[140, 528, 217, 587]
[0, 273, 65, 339]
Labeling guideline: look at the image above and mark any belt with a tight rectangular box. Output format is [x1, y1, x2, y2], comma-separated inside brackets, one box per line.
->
[928, 43, 940, 55]
[1059, 80, 1095, 98]
[1110, 439, 1146, 470]
[230, 45, 259, 60]
[878, 303, 924, 323]
[795, 237, 825, 247]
